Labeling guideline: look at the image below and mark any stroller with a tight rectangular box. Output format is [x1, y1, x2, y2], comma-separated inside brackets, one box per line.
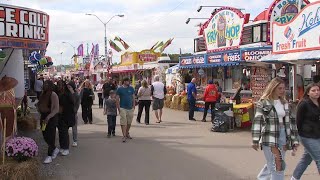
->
[211, 103, 234, 133]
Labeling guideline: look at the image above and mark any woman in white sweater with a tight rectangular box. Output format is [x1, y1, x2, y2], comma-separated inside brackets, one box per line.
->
[136, 80, 152, 125]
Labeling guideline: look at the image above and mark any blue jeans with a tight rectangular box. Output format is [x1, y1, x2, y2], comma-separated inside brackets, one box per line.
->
[107, 115, 117, 135]
[188, 98, 196, 120]
[258, 128, 287, 180]
[292, 137, 320, 179]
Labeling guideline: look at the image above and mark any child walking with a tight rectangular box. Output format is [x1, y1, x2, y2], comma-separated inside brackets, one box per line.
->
[104, 90, 117, 137]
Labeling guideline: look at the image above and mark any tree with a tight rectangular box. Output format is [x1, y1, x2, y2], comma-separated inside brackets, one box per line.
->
[161, 53, 193, 61]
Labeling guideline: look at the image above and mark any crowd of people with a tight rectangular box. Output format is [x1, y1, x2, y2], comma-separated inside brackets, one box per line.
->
[34, 73, 320, 179]
[36, 75, 167, 163]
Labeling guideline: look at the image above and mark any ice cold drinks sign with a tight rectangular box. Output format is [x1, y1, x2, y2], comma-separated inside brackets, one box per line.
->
[0, 4, 49, 50]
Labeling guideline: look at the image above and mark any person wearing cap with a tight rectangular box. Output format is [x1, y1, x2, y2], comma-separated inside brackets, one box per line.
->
[202, 80, 218, 122]
[116, 77, 135, 143]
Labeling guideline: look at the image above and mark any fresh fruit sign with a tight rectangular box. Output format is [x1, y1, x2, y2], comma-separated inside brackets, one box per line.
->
[273, 1, 320, 53]
[204, 7, 245, 52]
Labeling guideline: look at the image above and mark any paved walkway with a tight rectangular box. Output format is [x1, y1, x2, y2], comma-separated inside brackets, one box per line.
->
[48, 103, 318, 180]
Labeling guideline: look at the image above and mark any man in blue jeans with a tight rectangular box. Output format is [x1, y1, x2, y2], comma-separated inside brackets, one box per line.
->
[187, 78, 197, 121]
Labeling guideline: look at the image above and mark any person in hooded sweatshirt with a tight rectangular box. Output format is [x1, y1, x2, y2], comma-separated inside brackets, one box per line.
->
[202, 80, 219, 122]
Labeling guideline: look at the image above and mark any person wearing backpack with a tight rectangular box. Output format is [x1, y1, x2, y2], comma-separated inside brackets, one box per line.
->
[80, 80, 94, 124]
[202, 80, 218, 122]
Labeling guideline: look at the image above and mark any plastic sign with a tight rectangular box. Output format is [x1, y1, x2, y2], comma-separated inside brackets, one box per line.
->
[138, 50, 160, 62]
[273, 1, 320, 54]
[204, 7, 245, 52]
[222, 50, 241, 62]
[180, 55, 205, 66]
[0, 4, 49, 50]
[268, 0, 309, 42]
[241, 47, 272, 61]
[207, 52, 223, 63]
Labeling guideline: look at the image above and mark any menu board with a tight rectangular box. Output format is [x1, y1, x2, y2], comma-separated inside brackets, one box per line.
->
[251, 67, 269, 101]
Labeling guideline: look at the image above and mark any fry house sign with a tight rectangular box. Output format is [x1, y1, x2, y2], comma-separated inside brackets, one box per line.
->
[203, 7, 245, 52]
[0, 4, 49, 50]
[273, 1, 320, 54]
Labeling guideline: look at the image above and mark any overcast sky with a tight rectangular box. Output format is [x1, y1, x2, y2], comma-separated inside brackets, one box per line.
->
[2, 0, 317, 64]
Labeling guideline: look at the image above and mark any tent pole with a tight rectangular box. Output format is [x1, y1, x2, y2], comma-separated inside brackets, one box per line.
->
[293, 65, 297, 101]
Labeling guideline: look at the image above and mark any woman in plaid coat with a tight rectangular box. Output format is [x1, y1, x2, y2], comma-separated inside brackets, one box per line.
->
[251, 77, 299, 180]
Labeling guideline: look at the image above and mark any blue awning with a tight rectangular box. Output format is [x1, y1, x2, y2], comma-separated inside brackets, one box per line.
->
[179, 62, 240, 69]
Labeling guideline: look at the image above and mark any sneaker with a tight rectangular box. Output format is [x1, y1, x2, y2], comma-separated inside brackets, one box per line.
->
[52, 148, 60, 159]
[61, 149, 70, 156]
[107, 134, 111, 138]
[126, 134, 133, 139]
[112, 133, 116, 137]
[72, 142, 78, 147]
[201, 119, 206, 122]
[122, 137, 126, 143]
[43, 156, 52, 164]
[59, 149, 64, 153]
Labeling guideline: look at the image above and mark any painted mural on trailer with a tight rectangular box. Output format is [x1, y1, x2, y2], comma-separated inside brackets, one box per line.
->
[204, 7, 245, 52]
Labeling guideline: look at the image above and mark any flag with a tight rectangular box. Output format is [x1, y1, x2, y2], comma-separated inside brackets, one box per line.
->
[90, 43, 95, 55]
[109, 40, 122, 52]
[89, 54, 94, 74]
[114, 36, 130, 50]
[160, 38, 174, 52]
[77, 44, 84, 56]
[153, 41, 164, 51]
[94, 44, 99, 57]
[150, 41, 159, 50]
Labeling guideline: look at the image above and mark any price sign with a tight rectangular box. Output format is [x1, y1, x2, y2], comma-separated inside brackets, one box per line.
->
[251, 67, 269, 101]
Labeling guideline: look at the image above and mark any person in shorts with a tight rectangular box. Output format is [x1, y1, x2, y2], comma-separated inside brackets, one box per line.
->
[116, 77, 135, 143]
[104, 90, 117, 138]
[151, 75, 166, 123]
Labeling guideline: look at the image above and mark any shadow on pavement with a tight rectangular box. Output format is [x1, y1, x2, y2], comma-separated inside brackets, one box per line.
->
[52, 130, 242, 180]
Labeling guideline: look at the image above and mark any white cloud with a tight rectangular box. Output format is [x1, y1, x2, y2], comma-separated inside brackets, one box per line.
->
[3, 0, 281, 64]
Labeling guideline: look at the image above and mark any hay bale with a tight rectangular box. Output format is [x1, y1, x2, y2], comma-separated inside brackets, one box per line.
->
[164, 95, 173, 108]
[179, 103, 189, 111]
[171, 95, 182, 109]
[0, 157, 40, 180]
